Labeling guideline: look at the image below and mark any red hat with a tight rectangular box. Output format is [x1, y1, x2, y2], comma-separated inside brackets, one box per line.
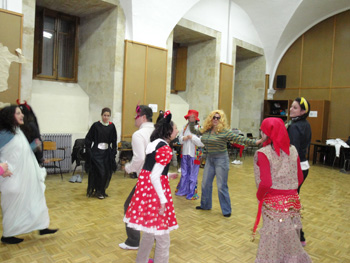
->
[184, 109, 200, 121]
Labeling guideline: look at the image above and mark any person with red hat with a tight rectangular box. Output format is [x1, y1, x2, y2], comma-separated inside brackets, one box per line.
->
[175, 110, 204, 200]
[252, 117, 311, 262]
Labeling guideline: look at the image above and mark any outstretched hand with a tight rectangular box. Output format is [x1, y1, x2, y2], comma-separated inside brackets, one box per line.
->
[256, 138, 264, 146]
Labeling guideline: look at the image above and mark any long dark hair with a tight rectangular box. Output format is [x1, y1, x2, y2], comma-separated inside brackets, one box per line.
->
[18, 103, 41, 142]
[150, 112, 173, 142]
[0, 105, 18, 134]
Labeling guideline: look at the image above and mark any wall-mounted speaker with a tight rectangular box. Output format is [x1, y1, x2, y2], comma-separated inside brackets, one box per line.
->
[276, 75, 286, 89]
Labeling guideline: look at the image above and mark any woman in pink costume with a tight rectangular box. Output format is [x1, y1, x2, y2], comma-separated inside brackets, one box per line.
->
[253, 118, 311, 263]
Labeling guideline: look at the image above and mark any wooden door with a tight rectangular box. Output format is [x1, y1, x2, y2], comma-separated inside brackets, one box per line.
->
[307, 100, 330, 158]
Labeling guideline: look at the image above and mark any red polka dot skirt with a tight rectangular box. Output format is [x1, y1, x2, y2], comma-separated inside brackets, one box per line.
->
[124, 146, 178, 235]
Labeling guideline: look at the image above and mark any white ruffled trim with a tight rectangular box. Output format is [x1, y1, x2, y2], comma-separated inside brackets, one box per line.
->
[146, 139, 168, 154]
[123, 216, 178, 235]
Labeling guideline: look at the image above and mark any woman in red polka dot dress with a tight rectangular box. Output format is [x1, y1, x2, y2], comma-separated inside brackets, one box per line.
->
[124, 110, 179, 263]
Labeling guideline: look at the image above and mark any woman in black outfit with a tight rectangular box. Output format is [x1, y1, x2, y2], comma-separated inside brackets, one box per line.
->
[287, 97, 311, 247]
[85, 107, 117, 199]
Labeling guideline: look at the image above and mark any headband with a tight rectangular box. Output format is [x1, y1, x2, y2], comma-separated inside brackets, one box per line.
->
[163, 110, 172, 123]
[16, 99, 31, 111]
[300, 97, 309, 113]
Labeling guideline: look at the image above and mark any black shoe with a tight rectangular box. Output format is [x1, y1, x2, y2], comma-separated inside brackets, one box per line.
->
[39, 228, 58, 235]
[223, 213, 231, 217]
[196, 206, 210, 210]
[130, 173, 138, 179]
[1, 236, 24, 244]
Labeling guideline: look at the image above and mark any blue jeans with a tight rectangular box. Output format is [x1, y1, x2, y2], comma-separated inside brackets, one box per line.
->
[200, 152, 231, 215]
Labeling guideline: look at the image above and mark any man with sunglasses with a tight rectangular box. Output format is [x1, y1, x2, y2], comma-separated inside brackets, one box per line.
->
[119, 104, 154, 250]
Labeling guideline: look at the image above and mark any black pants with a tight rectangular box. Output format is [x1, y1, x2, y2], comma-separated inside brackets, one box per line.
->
[298, 169, 309, 242]
[124, 185, 140, 246]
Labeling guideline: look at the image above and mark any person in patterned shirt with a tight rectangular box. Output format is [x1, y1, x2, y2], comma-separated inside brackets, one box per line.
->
[124, 110, 178, 263]
[190, 109, 262, 217]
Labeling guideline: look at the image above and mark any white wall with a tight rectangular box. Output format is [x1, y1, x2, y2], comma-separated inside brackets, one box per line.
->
[169, 94, 189, 130]
[31, 80, 89, 134]
[0, 0, 22, 13]
[119, 0, 199, 48]
[183, 0, 262, 64]
[119, 0, 261, 65]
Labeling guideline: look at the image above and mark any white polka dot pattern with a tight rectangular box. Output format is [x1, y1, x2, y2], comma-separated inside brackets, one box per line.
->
[124, 145, 178, 234]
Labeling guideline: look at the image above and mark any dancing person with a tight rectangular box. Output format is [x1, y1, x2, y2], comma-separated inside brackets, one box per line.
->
[85, 107, 117, 199]
[252, 117, 311, 262]
[0, 105, 58, 244]
[287, 97, 311, 246]
[176, 109, 204, 200]
[119, 105, 155, 250]
[191, 110, 261, 217]
[124, 110, 179, 263]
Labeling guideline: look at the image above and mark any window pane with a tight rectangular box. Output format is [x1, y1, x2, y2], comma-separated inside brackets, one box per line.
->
[40, 30, 55, 76]
[59, 19, 71, 33]
[39, 15, 55, 76]
[43, 16, 55, 31]
[58, 32, 75, 78]
[58, 18, 75, 79]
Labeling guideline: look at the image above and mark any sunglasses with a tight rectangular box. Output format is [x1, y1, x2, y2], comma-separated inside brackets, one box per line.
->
[213, 116, 221, 120]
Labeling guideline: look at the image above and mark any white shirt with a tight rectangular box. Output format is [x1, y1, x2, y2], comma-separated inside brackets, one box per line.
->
[125, 122, 154, 176]
[178, 123, 204, 157]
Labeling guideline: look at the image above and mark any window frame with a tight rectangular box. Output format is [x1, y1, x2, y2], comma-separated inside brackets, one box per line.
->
[33, 7, 79, 82]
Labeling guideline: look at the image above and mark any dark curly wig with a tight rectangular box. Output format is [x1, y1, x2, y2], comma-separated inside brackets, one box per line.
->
[0, 105, 19, 134]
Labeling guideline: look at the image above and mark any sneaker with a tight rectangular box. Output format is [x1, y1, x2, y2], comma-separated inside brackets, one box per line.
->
[119, 242, 139, 250]
[231, 160, 238, 164]
[69, 175, 77, 183]
[75, 174, 82, 183]
[97, 194, 105, 199]
[233, 160, 242, 165]
[301, 241, 306, 247]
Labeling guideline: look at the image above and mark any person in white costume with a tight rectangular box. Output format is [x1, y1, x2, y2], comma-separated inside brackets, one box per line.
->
[0, 105, 58, 244]
[175, 110, 204, 200]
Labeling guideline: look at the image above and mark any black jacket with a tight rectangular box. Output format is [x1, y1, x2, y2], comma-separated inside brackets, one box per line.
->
[287, 119, 312, 162]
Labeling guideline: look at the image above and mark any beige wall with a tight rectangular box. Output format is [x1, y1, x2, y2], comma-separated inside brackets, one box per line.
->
[232, 40, 265, 137]
[181, 39, 220, 121]
[79, 7, 119, 126]
[274, 10, 350, 139]
[173, 19, 221, 123]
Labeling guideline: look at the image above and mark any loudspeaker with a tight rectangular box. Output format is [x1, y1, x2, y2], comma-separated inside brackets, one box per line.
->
[276, 75, 286, 89]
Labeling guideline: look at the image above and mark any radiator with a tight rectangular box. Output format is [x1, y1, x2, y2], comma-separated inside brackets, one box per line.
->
[42, 133, 72, 174]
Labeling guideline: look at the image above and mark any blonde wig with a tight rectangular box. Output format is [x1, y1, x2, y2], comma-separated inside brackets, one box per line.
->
[200, 109, 228, 134]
